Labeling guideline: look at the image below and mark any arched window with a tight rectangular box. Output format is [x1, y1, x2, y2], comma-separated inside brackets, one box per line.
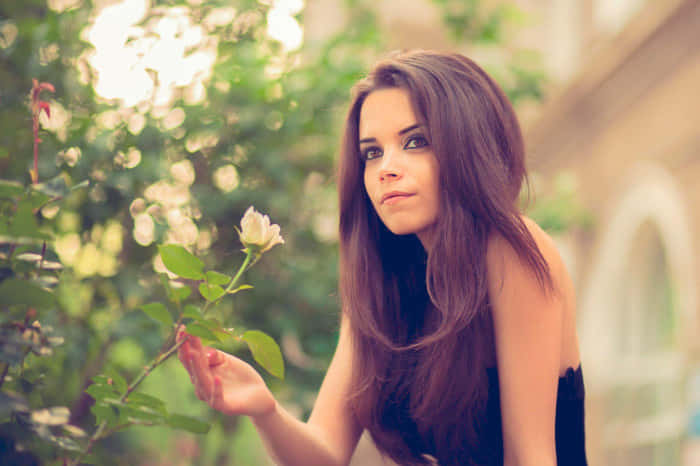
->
[602, 220, 684, 465]
[579, 163, 696, 465]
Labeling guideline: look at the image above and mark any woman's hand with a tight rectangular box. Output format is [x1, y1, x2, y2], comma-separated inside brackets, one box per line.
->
[177, 327, 277, 419]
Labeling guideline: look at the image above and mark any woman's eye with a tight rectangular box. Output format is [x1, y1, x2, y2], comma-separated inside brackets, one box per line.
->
[362, 148, 382, 160]
[405, 135, 428, 149]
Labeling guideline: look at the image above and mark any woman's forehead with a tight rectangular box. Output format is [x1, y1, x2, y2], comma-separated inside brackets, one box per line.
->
[358, 88, 418, 139]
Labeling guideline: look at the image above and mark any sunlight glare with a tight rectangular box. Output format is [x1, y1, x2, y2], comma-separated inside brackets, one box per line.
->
[85, 0, 215, 108]
[267, 0, 304, 51]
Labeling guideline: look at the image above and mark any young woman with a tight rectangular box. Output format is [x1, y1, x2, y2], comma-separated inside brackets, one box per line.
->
[177, 50, 587, 466]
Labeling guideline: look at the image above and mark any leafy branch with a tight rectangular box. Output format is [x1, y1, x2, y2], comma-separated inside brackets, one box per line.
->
[69, 209, 285, 465]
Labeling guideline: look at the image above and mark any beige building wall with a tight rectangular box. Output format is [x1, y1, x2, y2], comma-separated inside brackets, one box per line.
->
[525, 1, 700, 464]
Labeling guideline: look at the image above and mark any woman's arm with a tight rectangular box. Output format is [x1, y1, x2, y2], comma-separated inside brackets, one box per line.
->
[487, 220, 569, 466]
[178, 314, 362, 466]
[253, 314, 363, 466]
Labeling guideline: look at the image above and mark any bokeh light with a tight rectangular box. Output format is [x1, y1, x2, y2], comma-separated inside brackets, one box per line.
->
[82, 0, 305, 108]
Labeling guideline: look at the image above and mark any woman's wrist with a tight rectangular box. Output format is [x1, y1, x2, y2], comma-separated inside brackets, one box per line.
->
[250, 397, 279, 427]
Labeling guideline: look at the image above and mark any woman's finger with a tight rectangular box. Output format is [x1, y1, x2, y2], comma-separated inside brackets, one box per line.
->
[207, 349, 224, 367]
[210, 375, 223, 406]
[178, 339, 193, 372]
[189, 339, 214, 395]
[188, 333, 203, 350]
[177, 329, 193, 364]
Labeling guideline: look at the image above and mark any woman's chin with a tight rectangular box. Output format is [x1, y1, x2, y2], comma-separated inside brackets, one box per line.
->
[384, 223, 432, 238]
[384, 224, 418, 236]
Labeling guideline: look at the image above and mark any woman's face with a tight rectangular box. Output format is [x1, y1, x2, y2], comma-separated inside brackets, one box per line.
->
[360, 88, 440, 248]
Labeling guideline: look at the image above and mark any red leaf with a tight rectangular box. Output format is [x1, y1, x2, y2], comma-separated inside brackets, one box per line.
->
[39, 101, 51, 118]
[39, 82, 55, 93]
[31, 79, 55, 101]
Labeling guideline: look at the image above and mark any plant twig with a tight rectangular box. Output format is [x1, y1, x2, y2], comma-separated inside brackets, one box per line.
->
[70, 337, 188, 465]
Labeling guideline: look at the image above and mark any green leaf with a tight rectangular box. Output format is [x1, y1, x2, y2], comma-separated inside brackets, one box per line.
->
[182, 304, 203, 320]
[0, 278, 55, 309]
[159, 273, 171, 293]
[198, 319, 231, 341]
[126, 393, 167, 417]
[170, 285, 191, 303]
[140, 302, 173, 327]
[198, 318, 223, 331]
[198, 282, 225, 302]
[8, 201, 51, 240]
[158, 245, 205, 280]
[90, 402, 118, 427]
[70, 179, 90, 192]
[122, 401, 165, 422]
[167, 414, 210, 434]
[160, 275, 192, 303]
[91, 375, 110, 386]
[103, 369, 128, 394]
[25, 190, 51, 211]
[32, 174, 69, 198]
[185, 323, 218, 341]
[205, 270, 230, 285]
[0, 180, 24, 198]
[228, 284, 253, 294]
[241, 330, 285, 379]
[85, 384, 119, 402]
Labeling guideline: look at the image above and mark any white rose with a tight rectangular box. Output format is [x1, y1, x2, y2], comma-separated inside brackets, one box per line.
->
[237, 206, 284, 253]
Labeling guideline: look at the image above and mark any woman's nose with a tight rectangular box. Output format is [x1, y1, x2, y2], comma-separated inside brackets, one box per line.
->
[378, 148, 403, 182]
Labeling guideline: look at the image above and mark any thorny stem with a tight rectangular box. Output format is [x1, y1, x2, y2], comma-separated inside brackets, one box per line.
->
[32, 110, 39, 185]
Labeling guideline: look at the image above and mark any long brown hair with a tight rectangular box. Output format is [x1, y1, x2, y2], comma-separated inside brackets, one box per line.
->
[337, 50, 551, 465]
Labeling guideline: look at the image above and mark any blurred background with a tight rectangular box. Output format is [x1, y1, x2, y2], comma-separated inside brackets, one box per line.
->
[0, 0, 698, 465]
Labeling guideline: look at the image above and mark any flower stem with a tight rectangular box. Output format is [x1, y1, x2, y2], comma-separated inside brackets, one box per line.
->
[224, 249, 254, 294]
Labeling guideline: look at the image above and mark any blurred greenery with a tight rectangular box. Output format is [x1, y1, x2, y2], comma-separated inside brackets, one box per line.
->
[0, 0, 586, 464]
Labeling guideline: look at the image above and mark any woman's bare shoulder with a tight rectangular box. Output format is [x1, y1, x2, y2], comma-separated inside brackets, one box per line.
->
[521, 215, 570, 283]
[486, 215, 571, 295]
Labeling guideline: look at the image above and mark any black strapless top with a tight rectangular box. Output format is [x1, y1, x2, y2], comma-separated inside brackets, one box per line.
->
[484, 364, 588, 466]
[389, 364, 588, 465]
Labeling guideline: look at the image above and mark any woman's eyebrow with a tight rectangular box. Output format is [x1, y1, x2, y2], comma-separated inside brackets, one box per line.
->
[358, 123, 422, 144]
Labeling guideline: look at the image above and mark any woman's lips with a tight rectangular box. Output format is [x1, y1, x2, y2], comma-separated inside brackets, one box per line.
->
[382, 193, 414, 205]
